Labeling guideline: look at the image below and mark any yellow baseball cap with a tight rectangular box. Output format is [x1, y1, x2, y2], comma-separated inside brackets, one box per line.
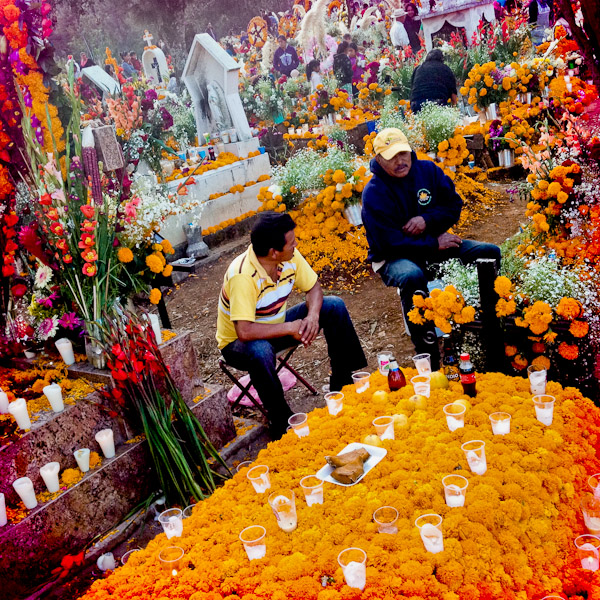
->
[373, 128, 411, 160]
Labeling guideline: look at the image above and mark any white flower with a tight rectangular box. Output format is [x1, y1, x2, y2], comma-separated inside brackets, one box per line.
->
[35, 265, 53, 289]
[336, 183, 343, 192]
[268, 184, 282, 196]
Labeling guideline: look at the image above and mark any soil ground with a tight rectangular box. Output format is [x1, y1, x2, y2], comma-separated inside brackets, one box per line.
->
[166, 180, 527, 421]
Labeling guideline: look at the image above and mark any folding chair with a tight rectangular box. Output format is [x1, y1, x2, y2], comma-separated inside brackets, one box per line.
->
[218, 345, 318, 417]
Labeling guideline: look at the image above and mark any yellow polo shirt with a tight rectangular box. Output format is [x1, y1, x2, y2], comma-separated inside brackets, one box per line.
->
[216, 245, 319, 349]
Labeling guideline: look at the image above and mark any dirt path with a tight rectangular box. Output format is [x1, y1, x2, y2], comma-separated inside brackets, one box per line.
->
[166, 181, 527, 418]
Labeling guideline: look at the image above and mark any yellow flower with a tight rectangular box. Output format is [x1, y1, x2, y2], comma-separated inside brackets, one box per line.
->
[117, 247, 134, 263]
[146, 254, 164, 274]
[162, 265, 173, 277]
[149, 288, 161, 304]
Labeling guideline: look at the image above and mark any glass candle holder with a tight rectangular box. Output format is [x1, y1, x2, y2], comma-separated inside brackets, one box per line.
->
[411, 375, 431, 398]
[182, 504, 196, 519]
[300, 475, 324, 506]
[239, 525, 266, 561]
[247, 465, 271, 494]
[372, 416, 395, 440]
[158, 508, 183, 539]
[268, 490, 297, 532]
[461, 440, 487, 475]
[443, 403, 465, 432]
[373, 506, 398, 534]
[236, 461, 253, 473]
[158, 546, 184, 575]
[574, 534, 600, 571]
[580, 494, 600, 535]
[442, 474, 468, 507]
[527, 364, 547, 395]
[288, 413, 309, 438]
[412, 353, 432, 375]
[352, 371, 370, 394]
[533, 394, 555, 426]
[489, 412, 511, 435]
[121, 548, 141, 565]
[589, 473, 600, 499]
[377, 352, 393, 376]
[337, 547, 367, 590]
[415, 513, 444, 553]
[324, 392, 344, 416]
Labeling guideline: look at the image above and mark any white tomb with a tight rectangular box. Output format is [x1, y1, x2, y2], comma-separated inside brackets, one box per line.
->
[420, 0, 496, 52]
[142, 30, 170, 86]
[81, 66, 120, 96]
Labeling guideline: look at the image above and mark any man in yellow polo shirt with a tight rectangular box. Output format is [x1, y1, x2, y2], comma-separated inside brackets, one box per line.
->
[217, 212, 366, 438]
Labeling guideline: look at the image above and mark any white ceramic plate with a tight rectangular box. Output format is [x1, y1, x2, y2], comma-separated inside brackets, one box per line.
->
[316, 442, 387, 487]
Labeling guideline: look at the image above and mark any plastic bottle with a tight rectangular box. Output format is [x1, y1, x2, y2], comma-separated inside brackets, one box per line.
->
[388, 357, 406, 391]
[442, 335, 460, 383]
[459, 353, 477, 397]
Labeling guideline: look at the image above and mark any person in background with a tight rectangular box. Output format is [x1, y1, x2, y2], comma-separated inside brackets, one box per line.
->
[225, 42, 236, 57]
[80, 52, 91, 68]
[273, 35, 300, 77]
[361, 129, 500, 369]
[347, 42, 366, 93]
[529, 0, 551, 45]
[120, 52, 136, 79]
[216, 212, 367, 439]
[129, 51, 142, 73]
[390, 8, 409, 48]
[333, 41, 354, 98]
[206, 22, 217, 40]
[167, 69, 181, 95]
[409, 49, 457, 113]
[403, 3, 422, 54]
[306, 59, 323, 92]
[343, 33, 353, 44]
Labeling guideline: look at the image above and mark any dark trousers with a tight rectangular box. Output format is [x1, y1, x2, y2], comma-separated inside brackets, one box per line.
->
[379, 240, 501, 369]
[221, 296, 366, 438]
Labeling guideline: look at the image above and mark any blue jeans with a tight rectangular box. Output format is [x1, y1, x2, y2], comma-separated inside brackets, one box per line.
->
[221, 296, 366, 438]
[380, 240, 501, 367]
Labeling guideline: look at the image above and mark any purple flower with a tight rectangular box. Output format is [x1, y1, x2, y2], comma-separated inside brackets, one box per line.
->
[37, 291, 58, 308]
[58, 312, 83, 330]
[38, 316, 59, 340]
[145, 89, 158, 101]
[160, 107, 173, 130]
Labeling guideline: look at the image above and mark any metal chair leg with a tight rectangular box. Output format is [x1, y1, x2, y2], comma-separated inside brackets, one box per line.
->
[218, 360, 268, 417]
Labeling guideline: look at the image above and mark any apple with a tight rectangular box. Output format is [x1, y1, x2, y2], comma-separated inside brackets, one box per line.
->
[453, 398, 471, 411]
[392, 413, 408, 428]
[363, 434, 384, 448]
[430, 370, 449, 390]
[371, 390, 389, 404]
[409, 394, 428, 410]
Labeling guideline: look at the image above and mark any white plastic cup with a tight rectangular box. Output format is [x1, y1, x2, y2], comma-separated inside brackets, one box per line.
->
[268, 491, 297, 532]
[74, 448, 91, 473]
[377, 352, 393, 376]
[95, 428, 115, 458]
[461, 440, 487, 475]
[589, 473, 600, 499]
[527, 365, 547, 395]
[239, 525, 266, 561]
[443, 403, 465, 432]
[373, 416, 395, 440]
[373, 506, 398, 534]
[489, 412, 511, 435]
[533, 395, 555, 426]
[40, 462, 61, 493]
[0, 390, 8, 414]
[352, 371, 370, 393]
[247, 465, 271, 493]
[415, 513, 444, 553]
[55, 338, 75, 366]
[8, 398, 31, 430]
[13, 477, 37, 509]
[288, 413, 309, 438]
[182, 504, 196, 519]
[337, 547, 367, 590]
[581, 494, 600, 535]
[575, 535, 600, 571]
[442, 474, 468, 507]
[236, 461, 253, 473]
[411, 375, 431, 398]
[300, 475, 324, 506]
[158, 546, 184, 575]
[324, 391, 344, 416]
[121, 548, 141, 565]
[43, 383, 64, 413]
[158, 508, 184, 539]
[412, 353, 432, 375]
[0, 492, 7, 526]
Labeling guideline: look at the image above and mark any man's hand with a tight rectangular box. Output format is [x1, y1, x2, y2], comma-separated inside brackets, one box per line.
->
[299, 313, 320, 346]
[288, 320, 304, 343]
[438, 232, 462, 250]
[402, 216, 426, 236]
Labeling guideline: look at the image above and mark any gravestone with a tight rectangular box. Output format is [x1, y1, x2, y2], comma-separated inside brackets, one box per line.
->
[182, 33, 252, 141]
[81, 65, 120, 96]
[142, 30, 170, 85]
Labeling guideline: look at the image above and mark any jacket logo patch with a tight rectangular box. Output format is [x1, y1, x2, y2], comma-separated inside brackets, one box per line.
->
[417, 188, 432, 206]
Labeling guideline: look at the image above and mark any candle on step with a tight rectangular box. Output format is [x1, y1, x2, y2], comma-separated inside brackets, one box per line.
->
[95, 429, 115, 458]
[74, 448, 91, 473]
[55, 338, 75, 366]
[0, 492, 7, 526]
[8, 398, 31, 430]
[13, 477, 37, 509]
[40, 462, 61, 493]
[0, 389, 9, 413]
[43, 383, 64, 413]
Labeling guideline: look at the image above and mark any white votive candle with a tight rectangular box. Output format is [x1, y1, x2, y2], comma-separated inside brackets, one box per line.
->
[579, 544, 599, 571]
[420, 523, 444, 553]
[445, 484, 465, 507]
[0, 492, 7, 526]
[293, 425, 310, 438]
[0, 390, 9, 413]
[343, 561, 366, 590]
[43, 383, 64, 413]
[466, 450, 487, 475]
[246, 543, 266, 560]
[535, 405, 554, 426]
[446, 415, 464, 432]
[8, 398, 31, 430]
[149, 314, 163, 344]
[74, 448, 91, 473]
[55, 338, 75, 366]
[306, 489, 324, 506]
[13, 477, 37, 509]
[167, 515, 184, 538]
[95, 428, 115, 458]
[566, 83, 573, 93]
[584, 515, 600, 535]
[40, 462, 61, 493]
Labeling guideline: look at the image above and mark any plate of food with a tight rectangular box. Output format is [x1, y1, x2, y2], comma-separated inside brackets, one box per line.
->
[316, 442, 387, 486]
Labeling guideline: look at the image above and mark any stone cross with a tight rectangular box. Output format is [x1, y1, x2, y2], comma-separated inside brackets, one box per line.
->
[143, 30, 154, 47]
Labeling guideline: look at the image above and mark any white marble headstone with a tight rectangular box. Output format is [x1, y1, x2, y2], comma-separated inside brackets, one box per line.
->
[182, 33, 252, 141]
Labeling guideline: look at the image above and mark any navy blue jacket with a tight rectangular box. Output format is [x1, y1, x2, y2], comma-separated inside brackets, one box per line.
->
[361, 154, 463, 263]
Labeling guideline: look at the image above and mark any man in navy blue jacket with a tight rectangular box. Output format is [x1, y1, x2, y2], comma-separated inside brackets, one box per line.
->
[273, 35, 300, 78]
[361, 128, 500, 368]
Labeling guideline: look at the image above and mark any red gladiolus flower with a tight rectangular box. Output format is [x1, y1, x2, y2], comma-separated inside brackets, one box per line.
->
[82, 262, 97, 276]
[4, 213, 18, 227]
[78, 233, 95, 248]
[5, 239, 17, 252]
[81, 249, 98, 262]
[46, 207, 59, 221]
[50, 222, 64, 236]
[112, 369, 128, 381]
[80, 204, 95, 218]
[39, 193, 52, 205]
[63, 254, 73, 263]
[11, 283, 27, 297]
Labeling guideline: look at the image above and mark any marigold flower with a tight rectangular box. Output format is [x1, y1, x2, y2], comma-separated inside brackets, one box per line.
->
[149, 288, 161, 304]
[118, 247, 134, 263]
[569, 320, 589, 338]
[556, 297, 581, 320]
[494, 276, 512, 298]
[146, 254, 163, 274]
[558, 341, 578, 360]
